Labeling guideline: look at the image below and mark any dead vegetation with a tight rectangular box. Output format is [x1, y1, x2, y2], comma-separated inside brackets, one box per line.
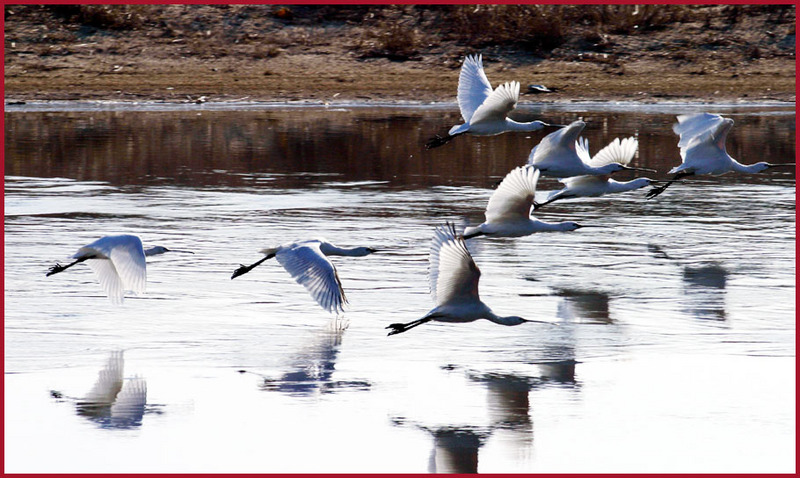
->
[3, 4, 795, 103]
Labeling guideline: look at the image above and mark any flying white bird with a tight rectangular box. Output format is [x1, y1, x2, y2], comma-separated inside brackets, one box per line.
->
[647, 113, 796, 198]
[425, 54, 560, 149]
[386, 223, 550, 335]
[46, 234, 193, 304]
[463, 166, 583, 239]
[527, 120, 655, 178]
[231, 239, 377, 314]
[535, 136, 657, 208]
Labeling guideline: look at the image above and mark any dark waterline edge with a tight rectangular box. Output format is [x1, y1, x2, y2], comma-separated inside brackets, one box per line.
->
[4, 99, 796, 114]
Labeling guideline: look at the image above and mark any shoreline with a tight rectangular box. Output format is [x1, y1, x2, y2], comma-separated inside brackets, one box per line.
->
[5, 98, 796, 112]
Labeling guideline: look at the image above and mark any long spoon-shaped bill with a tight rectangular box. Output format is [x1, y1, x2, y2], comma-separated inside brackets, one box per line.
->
[623, 166, 658, 173]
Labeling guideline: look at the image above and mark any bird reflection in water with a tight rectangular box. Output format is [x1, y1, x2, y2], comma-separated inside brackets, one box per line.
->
[251, 317, 371, 396]
[554, 288, 613, 324]
[426, 427, 489, 473]
[392, 360, 580, 472]
[51, 350, 148, 429]
[648, 244, 729, 321]
[682, 264, 728, 321]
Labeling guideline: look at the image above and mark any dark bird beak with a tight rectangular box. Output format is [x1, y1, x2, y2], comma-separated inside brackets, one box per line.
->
[624, 166, 658, 173]
[767, 162, 796, 169]
[521, 318, 560, 325]
[169, 249, 195, 254]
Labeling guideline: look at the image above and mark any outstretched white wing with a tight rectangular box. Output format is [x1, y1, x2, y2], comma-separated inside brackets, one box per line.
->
[673, 113, 726, 149]
[527, 121, 586, 169]
[468, 81, 520, 125]
[484, 166, 540, 223]
[85, 259, 126, 305]
[575, 136, 592, 164]
[276, 242, 347, 314]
[587, 137, 638, 168]
[429, 223, 480, 306]
[456, 54, 494, 123]
[674, 113, 733, 164]
[79, 235, 147, 303]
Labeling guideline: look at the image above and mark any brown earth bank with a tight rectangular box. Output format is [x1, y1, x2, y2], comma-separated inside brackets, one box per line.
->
[3, 4, 796, 104]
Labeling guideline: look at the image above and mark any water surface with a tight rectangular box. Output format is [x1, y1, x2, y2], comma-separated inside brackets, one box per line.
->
[4, 103, 795, 473]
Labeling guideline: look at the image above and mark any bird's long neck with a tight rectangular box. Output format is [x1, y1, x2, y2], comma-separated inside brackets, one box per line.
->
[506, 119, 544, 132]
[144, 247, 165, 257]
[730, 160, 788, 174]
[531, 219, 576, 232]
[608, 178, 651, 193]
[485, 311, 523, 326]
[589, 164, 621, 176]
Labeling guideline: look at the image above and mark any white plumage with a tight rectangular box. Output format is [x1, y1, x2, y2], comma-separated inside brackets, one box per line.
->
[232, 239, 376, 315]
[646, 113, 795, 198]
[537, 136, 655, 208]
[528, 121, 654, 178]
[425, 54, 555, 149]
[463, 166, 582, 238]
[387, 223, 542, 336]
[46, 234, 189, 304]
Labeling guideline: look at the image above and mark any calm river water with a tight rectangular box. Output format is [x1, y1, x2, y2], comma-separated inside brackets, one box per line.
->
[4, 102, 795, 473]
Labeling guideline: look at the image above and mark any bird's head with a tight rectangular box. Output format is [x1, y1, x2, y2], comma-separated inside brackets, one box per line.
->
[563, 221, 583, 231]
[354, 246, 379, 256]
[145, 246, 194, 256]
[502, 315, 529, 326]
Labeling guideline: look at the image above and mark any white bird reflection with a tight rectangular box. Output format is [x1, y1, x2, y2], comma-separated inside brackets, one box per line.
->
[68, 350, 148, 429]
[392, 359, 581, 472]
[247, 318, 371, 396]
[648, 244, 729, 321]
[554, 288, 613, 324]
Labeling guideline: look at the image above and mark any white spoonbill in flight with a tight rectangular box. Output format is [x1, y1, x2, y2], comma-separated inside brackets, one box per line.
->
[527, 120, 656, 178]
[387, 223, 551, 336]
[535, 136, 658, 209]
[425, 54, 561, 149]
[231, 239, 377, 315]
[463, 166, 584, 239]
[646, 113, 796, 198]
[46, 234, 193, 304]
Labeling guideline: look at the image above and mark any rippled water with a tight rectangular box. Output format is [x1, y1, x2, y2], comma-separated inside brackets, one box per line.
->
[4, 103, 796, 473]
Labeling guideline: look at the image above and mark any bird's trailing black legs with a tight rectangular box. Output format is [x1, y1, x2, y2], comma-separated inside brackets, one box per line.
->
[425, 132, 464, 150]
[46, 256, 91, 277]
[645, 171, 694, 199]
[386, 317, 432, 336]
[533, 196, 564, 210]
[461, 230, 486, 240]
[231, 253, 275, 279]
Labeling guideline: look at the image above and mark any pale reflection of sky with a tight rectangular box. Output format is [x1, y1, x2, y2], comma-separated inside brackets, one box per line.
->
[4, 104, 795, 473]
